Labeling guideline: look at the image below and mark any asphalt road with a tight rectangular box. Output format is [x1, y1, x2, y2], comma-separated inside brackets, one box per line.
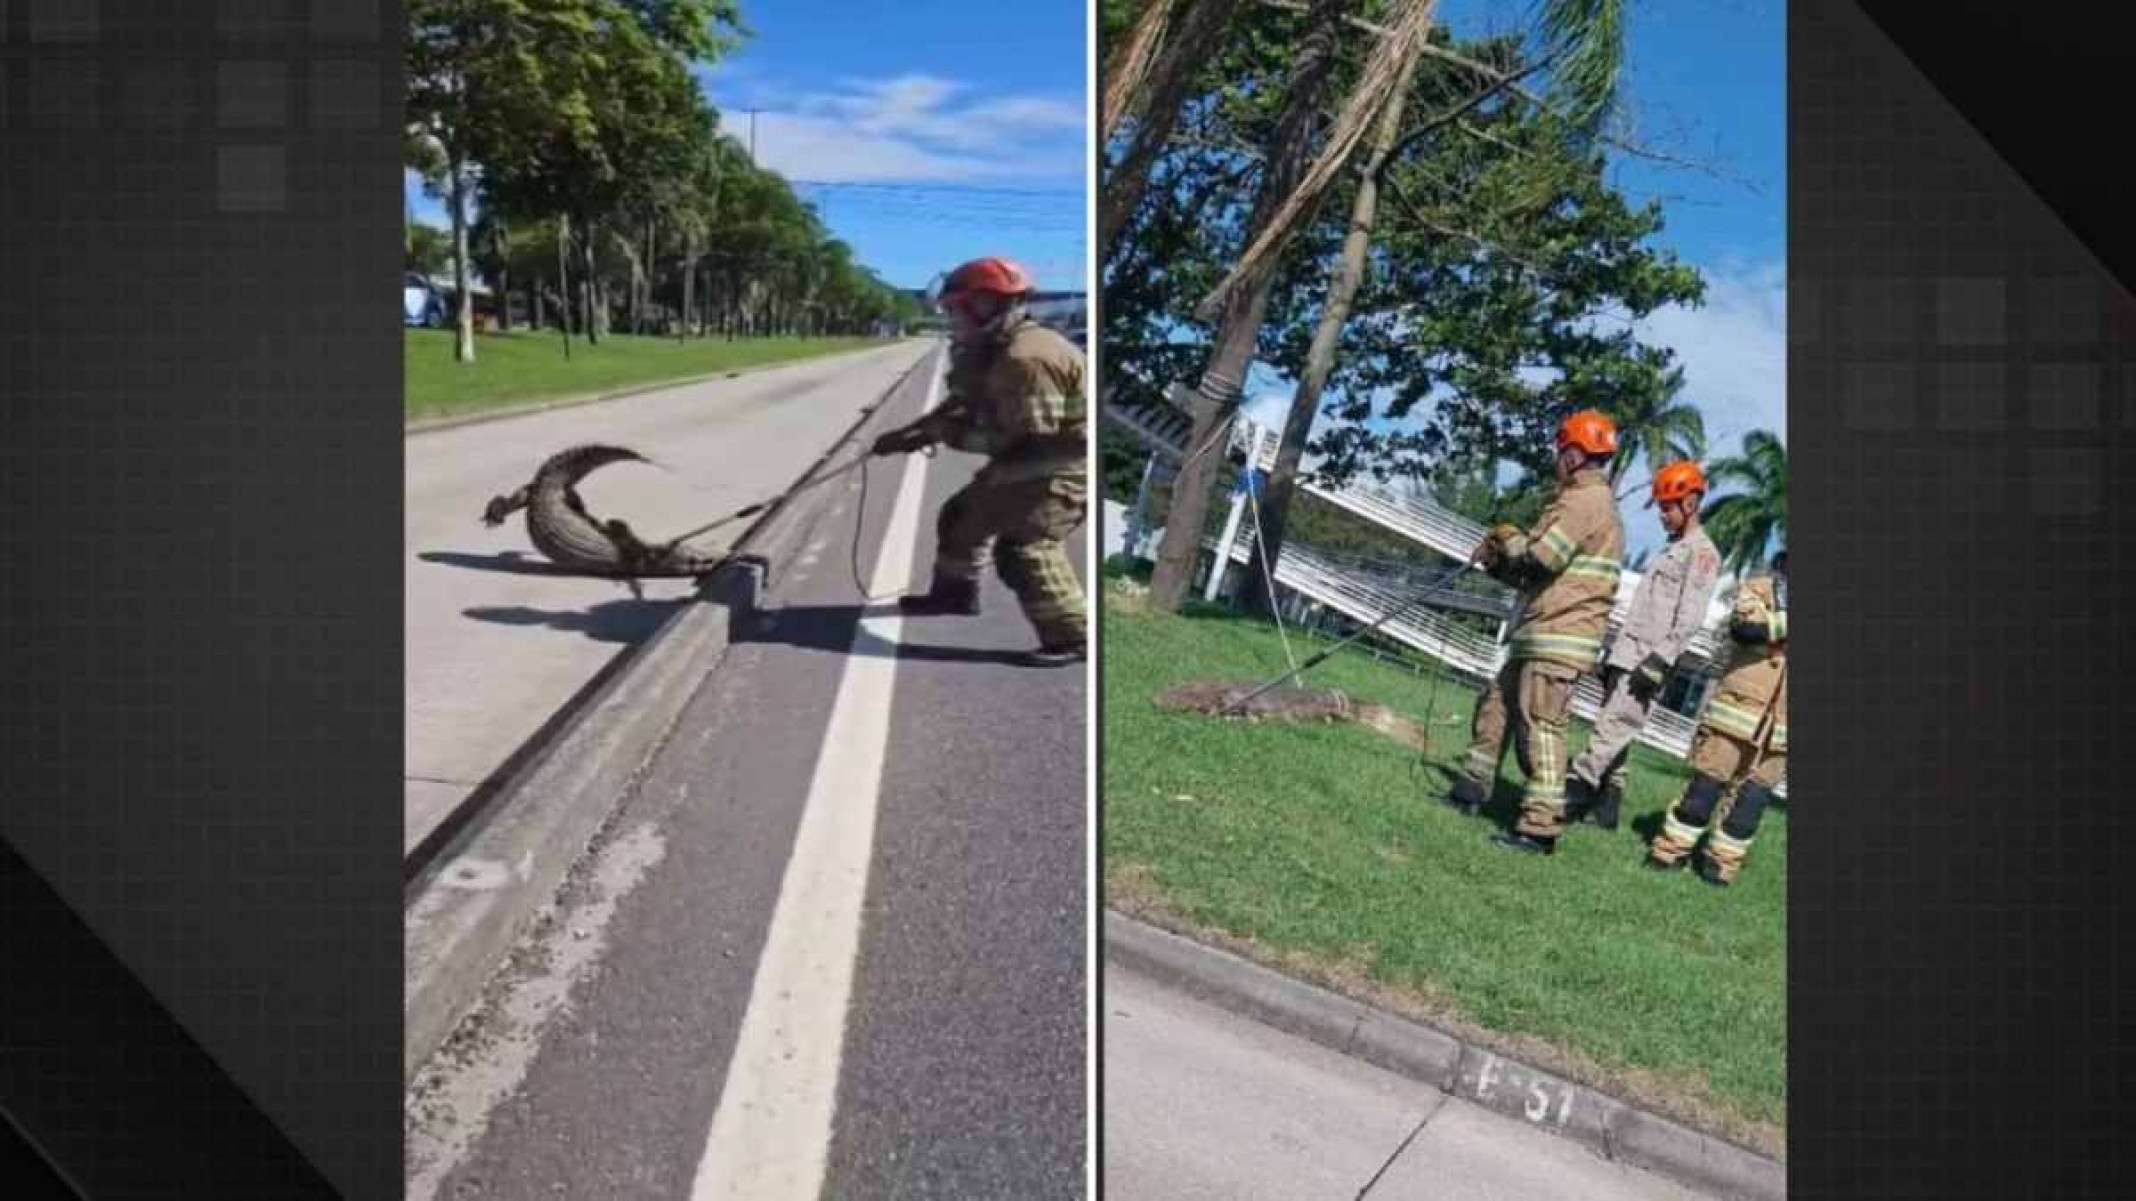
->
[403, 340, 935, 858]
[1103, 964, 1707, 1201]
[406, 347, 1089, 1200]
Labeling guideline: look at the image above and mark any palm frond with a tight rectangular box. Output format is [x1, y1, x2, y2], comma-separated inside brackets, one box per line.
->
[1533, 0, 1625, 130]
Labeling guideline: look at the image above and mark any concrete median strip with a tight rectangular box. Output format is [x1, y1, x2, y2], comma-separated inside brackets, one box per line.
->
[1103, 911, 1785, 1201]
[404, 346, 942, 1081]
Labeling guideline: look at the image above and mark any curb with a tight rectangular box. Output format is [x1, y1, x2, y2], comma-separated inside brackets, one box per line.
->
[1103, 911, 1785, 1201]
[403, 338, 918, 438]
[402, 344, 941, 1081]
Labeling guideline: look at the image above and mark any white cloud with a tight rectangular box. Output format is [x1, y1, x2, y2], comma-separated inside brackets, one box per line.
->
[705, 72, 1083, 184]
[1637, 257, 1786, 456]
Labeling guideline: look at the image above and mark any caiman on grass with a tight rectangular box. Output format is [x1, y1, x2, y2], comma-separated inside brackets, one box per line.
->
[481, 445, 727, 595]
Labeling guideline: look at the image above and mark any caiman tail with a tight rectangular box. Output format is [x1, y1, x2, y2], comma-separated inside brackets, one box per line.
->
[481, 444, 726, 578]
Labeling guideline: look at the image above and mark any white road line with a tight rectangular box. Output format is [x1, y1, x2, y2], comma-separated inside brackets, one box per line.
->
[688, 359, 939, 1201]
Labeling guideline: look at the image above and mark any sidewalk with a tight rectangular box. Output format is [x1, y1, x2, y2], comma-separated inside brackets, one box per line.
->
[1105, 913, 1784, 1201]
[1106, 963, 1713, 1200]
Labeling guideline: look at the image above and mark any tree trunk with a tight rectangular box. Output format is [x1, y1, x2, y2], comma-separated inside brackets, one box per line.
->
[1245, 34, 1421, 618]
[557, 217, 573, 358]
[1147, 0, 1346, 613]
[681, 252, 695, 342]
[1099, 0, 1236, 260]
[449, 151, 476, 363]
[1101, 0, 1182, 144]
[494, 222, 512, 334]
[581, 229, 604, 344]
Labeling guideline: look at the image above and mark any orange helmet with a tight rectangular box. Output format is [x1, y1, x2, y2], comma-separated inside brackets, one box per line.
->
[940, 256, 1035, 308]
[1650, 460, 1707, 505]
[1556, 409, 1618, 457]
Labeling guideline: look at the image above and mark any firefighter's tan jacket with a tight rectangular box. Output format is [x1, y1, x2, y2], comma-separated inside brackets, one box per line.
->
[923, 318, 1086, 486]
[1606, 525, 1723, 674]
[1699, 570, 1788, 752]
[1496, 467, 1625, 672]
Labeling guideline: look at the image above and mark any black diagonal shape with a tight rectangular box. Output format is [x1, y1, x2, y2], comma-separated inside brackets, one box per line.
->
[0, 837, 338, 1199]
[1857, 2, 2136, 292]
[0, 1107, 85, 1201]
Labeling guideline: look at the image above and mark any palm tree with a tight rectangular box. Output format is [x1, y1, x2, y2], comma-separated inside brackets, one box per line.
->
[1605, 368, 1705, 486]
[1701, 429, 1786, 576]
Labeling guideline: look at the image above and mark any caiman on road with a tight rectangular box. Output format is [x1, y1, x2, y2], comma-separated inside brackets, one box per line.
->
[481, 445, 727, 592]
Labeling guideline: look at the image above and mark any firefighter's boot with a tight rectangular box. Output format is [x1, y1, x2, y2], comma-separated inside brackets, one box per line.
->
[1563, 775, 1599, 826]
[1646, 774, 1724, 871]
[898, 573, 981, 616]
[1492, 830, 1558, 856]
[1444, 775, 1488, 816]
[1025, 637, 1086, 667]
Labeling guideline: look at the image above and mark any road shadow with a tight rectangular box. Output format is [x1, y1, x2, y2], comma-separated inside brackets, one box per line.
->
[419, 549, 584, 578]
[462, 597, 688, 644]
[739, 601, 1042, 667]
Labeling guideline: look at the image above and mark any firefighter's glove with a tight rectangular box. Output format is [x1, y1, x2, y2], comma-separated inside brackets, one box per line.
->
[871, 424, 933, 457]
[1629, 653, 1671, 702]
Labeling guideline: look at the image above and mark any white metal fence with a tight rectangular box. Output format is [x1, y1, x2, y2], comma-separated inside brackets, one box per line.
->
[1107, 396, 1785, 795]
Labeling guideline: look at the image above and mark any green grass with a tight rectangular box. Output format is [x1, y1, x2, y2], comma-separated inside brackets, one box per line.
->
[1101, 580, 1786, 1148]
[404, 329, 900, 422]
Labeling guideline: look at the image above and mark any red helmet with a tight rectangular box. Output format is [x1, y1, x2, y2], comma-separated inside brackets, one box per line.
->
[1556, 409, 1618, 457]
[1650, 460, 1707, 504]
[940, 256, 1035, 309]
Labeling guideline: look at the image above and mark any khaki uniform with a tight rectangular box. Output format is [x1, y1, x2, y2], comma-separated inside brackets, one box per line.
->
[918, 319, 1088, 646]
[1649, 569, 1788, 882]
[1458, 467, 1624, 839]
[1569, 527, 1723, 796]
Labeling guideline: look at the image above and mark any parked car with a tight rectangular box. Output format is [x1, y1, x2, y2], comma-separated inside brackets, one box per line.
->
[403, 273, 447, 328]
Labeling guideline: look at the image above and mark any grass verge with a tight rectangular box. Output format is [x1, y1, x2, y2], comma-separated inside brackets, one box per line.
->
[1100, 574, 1786, 1157]
[405, 330, 899, 423]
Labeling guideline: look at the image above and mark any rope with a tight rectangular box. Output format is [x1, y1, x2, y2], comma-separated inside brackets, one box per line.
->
[1220, 554, 1477, 717]
[1243, 485, 1300, 675]
[847, 443, 939, 602]
[655, 450, 876, 552]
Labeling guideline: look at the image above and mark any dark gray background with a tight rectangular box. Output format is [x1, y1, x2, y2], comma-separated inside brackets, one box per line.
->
[1795, 2, 2134, 1197]
[0, 2, 399, 1198]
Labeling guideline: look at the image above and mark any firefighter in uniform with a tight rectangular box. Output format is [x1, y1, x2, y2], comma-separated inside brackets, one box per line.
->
[1645, 549, 1787, 886]
[1562, 461, 1723, 831]
[871, 256, 1088, 664]
[1443, 410, 1625, 856]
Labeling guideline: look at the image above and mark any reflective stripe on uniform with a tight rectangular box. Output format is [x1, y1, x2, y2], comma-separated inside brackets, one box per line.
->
[1708, 827, 1753, 854]
[1509, 631, 1602, 668]
[1700, 698, 1766, 742]
[1534, 525, 1577, 570]
[1663, 810, 1708, 843]
[1562, 553, 1621, 584]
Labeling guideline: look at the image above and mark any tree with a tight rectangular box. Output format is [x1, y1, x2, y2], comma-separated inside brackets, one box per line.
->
[1238, 0, 1634, 615]
[1099, 0, 1241, 258]
[407, 0, 524, 363]
[1111, 9, 1701, 615]
[1700, 429, 1787, 576]
[406, 221, 453, 275]
[1605, 366, 1704, 486]
[1242, 5, 1427, 616]
[1131, 0, 1673, 614]
[1146, 0, 1349, 612]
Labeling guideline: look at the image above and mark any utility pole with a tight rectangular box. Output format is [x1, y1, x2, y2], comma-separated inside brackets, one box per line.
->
[747, 109, 759, 164]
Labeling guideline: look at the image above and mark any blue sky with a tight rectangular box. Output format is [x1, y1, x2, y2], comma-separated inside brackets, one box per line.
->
[1236, 0, 1786, 559]
[410, 1, 1088, 291]
[693, 0, 1086, 290]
